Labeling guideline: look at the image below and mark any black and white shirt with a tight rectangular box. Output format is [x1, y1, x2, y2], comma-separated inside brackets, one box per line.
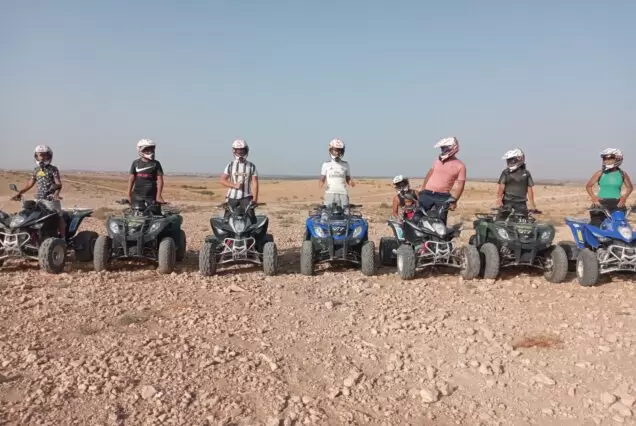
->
[223, 159, 258, 200]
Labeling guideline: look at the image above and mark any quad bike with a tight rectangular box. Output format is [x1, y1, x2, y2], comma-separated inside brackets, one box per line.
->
[469, 206, 568, 283]
[199, 201, 277, 276]
[300, 202, 376, 276]
[381, 195, 480, 280]
[0, 184, 97, 273]
[93, 199, 186, 274]
[560, 204, 636, 286]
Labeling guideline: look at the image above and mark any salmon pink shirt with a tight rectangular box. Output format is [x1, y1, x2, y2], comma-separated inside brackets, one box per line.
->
[424, 158, 467, 193]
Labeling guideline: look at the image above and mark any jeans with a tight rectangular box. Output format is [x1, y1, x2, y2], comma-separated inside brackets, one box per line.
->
[225, 196, 256, 224]
[498, 200, 528, 220]
[418, 190, 452, 225]
[324, 192, 349, 208]
[590, 198, 625, 227]
[131, 196, 162, 215]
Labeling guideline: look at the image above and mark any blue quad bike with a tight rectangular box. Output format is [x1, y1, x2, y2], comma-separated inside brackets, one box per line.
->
[0, 183, 97, 273]
[300, 203, 376, 276]
[93, 199, 186, 274]
[380, 196, 480, 280]
[199, 201, 278, 276]
[560, 204, 636, 286]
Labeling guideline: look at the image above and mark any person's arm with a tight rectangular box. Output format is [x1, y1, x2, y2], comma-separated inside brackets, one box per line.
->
[17, 175, 36, 197]
[220, 163, 239, 189]
[127, 162, 137, 201]
[526, 171, 536, 209]
[319, 162, 327, 188]
[251, 164, 259, 203]
[392, 194, 399, 217]
[619, 172, 633, 207]
[419, 168, 433, 191]
[155, 162, 164, 201]
[585, 170, 602, 203]
[496, 171, 506, 206]
[52, 167, 63, 199]
[345, 163, 354, 187]
[451, 164, 467, 201]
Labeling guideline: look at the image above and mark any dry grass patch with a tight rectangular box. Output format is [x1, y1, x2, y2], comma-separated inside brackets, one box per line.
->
[93, 207, 120, 220]
[118, 311, 151, 326]
[512, 334, 564, 349]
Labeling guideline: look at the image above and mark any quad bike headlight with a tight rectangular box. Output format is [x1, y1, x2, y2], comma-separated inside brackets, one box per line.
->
[108, 221, 120, 234]
[540, 230, 553, 241]
[618, 226, 633, 240]
[351, 226, 364, 238]
[432, 223, 446, 236]
[312, 225, 327, 238]
[10, 216, 25, 228]
[149, 222, 162, 233]
[496, 227, 510, 240]
[229, 218, 247, 234]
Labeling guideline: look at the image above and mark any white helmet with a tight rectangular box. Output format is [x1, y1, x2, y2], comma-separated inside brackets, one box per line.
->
[232, 139, 249, 159]
[502, 148, 526, 171]
[600, 148, 623, 169]
[328, 138, 345, 159]
[136, 139, 156, 160]
[434, 137, 459, 161]
[34, 144, 53, 166]
[392, 175, 410, 192]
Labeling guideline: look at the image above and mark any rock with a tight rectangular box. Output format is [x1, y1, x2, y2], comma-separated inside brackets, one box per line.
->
[343, 371, 362, 388]
[324, 301, 334, 310]
[420, 388, 440, 403]
[426, 365, 437, 380]
[600, 392, 618, 406]
[141, 385, 157, 400]
[620, 394, 636, 408]
[458, 346, 468, 354]
[610, 402, 633, 417]
[541, 408, 554, 416]
[533, 373, 556, 386]
[478, 364, 493, 376]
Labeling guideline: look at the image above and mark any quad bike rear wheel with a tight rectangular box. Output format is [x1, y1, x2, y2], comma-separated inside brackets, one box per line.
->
[262, 241, 278, 276]
[93, 235, 112, 272]
[300, 240, 314, 276]
[557, 240, 578, 272]
[396, 245, 416, 280]
[199, 241, 218, 276]
[39, 237, 67, 274]
[479, 243, 500, 280]
[459, 244, 481, 280]
[576, 248, 600, 287]
[157, 237, 176, 274]
[542, 245, 569, 283]
[379, 237, 398, 266]
[360, 241, 376, 276]
[74, 230, 98, 262]
[176, 230, 187, 262]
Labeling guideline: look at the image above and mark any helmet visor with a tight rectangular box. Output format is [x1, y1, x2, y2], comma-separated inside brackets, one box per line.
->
[506, 157, 522, 167]
[233, 148, 247, 156]
[141, 146, 155, 154]
[329, 148, 344, 156]
[35, 152, 51, 161]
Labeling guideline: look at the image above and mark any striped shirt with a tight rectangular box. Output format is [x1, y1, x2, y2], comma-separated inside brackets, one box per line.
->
[223, 159, 258, 199]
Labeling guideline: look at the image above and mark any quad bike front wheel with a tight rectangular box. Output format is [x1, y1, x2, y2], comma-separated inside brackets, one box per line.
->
[479, 243, 500, 280]
[157, 237, 176, 274]
[300, 240, 314, 276]
[93, 235, 112, 272]
[199, 241, 217, 276]
[176, 230, 187, 262]
[379, 237, 398, 267]
[360, 241, 376, 276]
[542, 245, 569, 283]
[39, 237, 67, 274]
[396, 245, 416, 280]
[73, 230, 98, 262]
[576, 248, 600, 287]
[262, 241, 278, 276]
[459, 244, 481, 280]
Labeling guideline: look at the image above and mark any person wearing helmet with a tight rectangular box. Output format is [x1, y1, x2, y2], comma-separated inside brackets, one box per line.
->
[417, 137, 466, 225]
[127, 139, 165, 215]
[220, 139, 259, 222]
[496, 148, 537, 215]
[11, 145, 66, 238]
[319, 138, 354, 208]
[391, 175, 418, 220]
[585, 148, 633, 226]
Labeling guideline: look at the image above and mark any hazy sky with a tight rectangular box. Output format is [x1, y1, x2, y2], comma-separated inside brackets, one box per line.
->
[1, 0, 634, 179]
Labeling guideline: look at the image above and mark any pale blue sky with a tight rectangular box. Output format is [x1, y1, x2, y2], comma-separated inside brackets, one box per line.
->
[1, 0, 634, 179]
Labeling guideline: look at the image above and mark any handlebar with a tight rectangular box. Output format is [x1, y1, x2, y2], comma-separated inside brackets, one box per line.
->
[116, 199, 170, 206]
[489, 207, 542, 215]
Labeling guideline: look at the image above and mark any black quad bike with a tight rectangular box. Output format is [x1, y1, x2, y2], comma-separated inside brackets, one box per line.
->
[381, 196, 480, 280]
[300, 203, 376, 276]
[0, 184, 97, 273]
[468, 206, 568, 283]
[93, 199, 186, 274]
[199, 201, 278, 276]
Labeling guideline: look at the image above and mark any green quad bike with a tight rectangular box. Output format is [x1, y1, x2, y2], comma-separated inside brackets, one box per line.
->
[469, 206, 568, 283]
[93, 199, 186, 274]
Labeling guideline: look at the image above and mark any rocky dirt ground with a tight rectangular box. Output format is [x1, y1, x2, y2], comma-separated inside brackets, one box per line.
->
[0, 171, 635, 426]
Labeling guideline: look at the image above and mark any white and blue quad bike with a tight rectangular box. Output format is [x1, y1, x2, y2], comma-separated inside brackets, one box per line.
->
[560, 203, 636, 286]
[300, 203, 376, 276]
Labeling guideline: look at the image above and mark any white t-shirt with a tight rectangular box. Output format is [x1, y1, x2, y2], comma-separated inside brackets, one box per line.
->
[321, 159, 350, 194]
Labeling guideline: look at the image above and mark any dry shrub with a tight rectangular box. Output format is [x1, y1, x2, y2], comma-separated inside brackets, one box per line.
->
[512, 334, 564, 349]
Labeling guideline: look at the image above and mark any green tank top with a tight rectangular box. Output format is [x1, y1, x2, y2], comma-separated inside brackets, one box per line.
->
[597, 169, 623, 199]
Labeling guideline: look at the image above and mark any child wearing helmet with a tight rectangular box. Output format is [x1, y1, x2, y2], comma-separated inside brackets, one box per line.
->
[585, 148, 633, 226]
[11, 145, 66, 238]
[418, 137, 466, 225]
[391, 175, 418, 221]
[220, 139, 259, 223]
[497, 148, 537, 214]
[319, 138, 354, 208]
[128, 139, 165, 214]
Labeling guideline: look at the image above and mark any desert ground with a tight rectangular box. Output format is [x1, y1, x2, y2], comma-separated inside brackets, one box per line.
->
[0, 170, 635, 426]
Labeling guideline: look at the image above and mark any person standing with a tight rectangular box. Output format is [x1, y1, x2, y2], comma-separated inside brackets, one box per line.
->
[319, 138, 355, 208]
[127, 139, 165, 215]
[220, 139, 259, 222]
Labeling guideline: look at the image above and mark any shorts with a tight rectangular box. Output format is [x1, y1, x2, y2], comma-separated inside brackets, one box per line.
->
[37, 199, 63, 216]
[324, 192, 349, 208]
